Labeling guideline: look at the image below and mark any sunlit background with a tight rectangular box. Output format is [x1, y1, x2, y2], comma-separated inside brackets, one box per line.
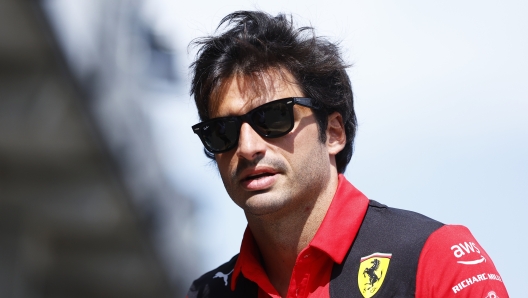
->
[1, 0, 526, 297]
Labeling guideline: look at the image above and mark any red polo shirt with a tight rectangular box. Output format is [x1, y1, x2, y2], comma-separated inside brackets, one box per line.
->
[230, 175, 508, 297]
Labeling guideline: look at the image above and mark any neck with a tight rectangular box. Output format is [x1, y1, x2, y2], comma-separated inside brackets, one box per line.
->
[246, 171, 339, 297]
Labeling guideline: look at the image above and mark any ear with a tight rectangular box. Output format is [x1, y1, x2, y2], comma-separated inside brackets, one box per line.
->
[326, 112, 346, 156]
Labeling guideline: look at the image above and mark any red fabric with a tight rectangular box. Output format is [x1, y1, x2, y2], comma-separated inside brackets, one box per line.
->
[230, 175, 508, 297]
[416, 225, 509, 297]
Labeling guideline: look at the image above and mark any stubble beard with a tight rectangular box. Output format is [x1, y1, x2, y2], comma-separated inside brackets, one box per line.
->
[224, 157, 292, 217]
[224, 145, 330, 219]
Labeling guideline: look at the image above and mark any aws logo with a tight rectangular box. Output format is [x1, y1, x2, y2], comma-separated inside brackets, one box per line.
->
[358, 253, 392, 298]
[451, 242, 486, 265]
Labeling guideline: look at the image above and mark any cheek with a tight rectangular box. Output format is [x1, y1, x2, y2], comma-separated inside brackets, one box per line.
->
[271, 127, 324, 175]
[293, 124, 324, 152]
[215, 154, 235, 184]
[273, 118, 320, 154]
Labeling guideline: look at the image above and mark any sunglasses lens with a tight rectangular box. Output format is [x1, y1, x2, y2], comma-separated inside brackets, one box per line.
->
[201, 119, 238, 152]
[195, 99, 298, 152]
[251, 102, 292, 136]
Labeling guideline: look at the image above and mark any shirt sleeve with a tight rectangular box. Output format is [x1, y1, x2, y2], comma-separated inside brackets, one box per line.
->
[415, 225, 509, 298]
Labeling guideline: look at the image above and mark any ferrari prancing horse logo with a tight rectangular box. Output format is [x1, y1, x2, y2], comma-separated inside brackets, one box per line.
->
[358, 252, 392, 298]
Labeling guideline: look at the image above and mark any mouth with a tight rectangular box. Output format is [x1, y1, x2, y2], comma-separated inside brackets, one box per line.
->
[243, 172, 276, 181]
[240, 168, 279, 191]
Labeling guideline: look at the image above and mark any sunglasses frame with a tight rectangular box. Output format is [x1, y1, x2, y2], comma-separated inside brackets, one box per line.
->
[192, 97, 319, 153]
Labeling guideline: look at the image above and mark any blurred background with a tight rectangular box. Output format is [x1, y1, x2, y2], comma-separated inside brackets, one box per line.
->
[0, 0, 526, 297]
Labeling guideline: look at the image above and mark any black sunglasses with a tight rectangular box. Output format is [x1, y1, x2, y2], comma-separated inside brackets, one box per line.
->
[192, 97, 319, 153]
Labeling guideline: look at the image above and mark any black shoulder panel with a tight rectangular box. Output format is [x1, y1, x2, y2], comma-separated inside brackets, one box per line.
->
[330, 200, 444, 298]
[187, 254, 258, 298]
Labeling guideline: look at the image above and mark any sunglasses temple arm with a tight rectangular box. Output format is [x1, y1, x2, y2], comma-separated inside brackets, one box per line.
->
[294, 97, 319, 109]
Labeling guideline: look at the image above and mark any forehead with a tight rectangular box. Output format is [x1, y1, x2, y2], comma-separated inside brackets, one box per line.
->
[210, 69, 304, 117]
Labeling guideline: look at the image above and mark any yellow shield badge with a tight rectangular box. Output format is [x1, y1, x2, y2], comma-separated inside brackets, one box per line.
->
[358, 252, 392, 298]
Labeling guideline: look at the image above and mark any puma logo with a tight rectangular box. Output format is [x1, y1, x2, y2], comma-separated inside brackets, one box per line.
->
[213, 269, 233, 286]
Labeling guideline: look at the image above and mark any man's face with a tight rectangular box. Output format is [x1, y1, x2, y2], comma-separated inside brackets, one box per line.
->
[212, 71, 336, 219]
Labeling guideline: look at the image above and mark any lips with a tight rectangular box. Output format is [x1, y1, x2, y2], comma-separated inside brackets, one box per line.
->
[240, 168, 279, 191]
[244, 172, 274, 180]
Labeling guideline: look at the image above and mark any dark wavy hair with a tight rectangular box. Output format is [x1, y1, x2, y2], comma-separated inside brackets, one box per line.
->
[190, 11, 356, 173]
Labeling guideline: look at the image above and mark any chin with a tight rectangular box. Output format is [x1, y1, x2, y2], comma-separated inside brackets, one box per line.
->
[242, 194, 291, 217]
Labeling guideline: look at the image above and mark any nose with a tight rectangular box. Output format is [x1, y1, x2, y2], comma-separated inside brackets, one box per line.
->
[236, 122, 267, 161]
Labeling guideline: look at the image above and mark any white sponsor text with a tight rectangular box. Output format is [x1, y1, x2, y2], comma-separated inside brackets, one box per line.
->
[452, 273, 503, 294]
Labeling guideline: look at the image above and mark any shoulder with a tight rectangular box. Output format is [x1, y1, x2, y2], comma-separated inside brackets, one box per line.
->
[187, 255, 239, 298]
[416, 225, 509, 297]
[368, 200, 441, 222]
[354, 200, 445, 263]
[365, 200, 444, 240]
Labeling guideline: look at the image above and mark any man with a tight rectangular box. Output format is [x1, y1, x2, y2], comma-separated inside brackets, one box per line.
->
[187, 11, 508, 298]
